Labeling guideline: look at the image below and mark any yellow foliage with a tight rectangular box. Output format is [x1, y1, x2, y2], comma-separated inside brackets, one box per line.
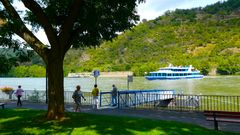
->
[192, 44, 216, 57]
[0, 86, 13, 94]
[0, 18, 7, 26]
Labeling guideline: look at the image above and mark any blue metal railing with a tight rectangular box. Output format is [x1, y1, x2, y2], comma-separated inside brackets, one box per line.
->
[1, 90, 240, 112]
[99, 91, 112, 107]
[117, 90, 176, 108]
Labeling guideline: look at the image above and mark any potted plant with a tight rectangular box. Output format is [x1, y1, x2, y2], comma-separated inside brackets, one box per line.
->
[0, 86, 14, 99]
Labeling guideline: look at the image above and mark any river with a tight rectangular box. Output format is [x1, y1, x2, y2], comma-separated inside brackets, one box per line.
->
[0, 76, 240, 95]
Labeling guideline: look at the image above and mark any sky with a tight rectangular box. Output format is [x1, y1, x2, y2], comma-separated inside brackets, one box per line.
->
[137, 0, 225, 21]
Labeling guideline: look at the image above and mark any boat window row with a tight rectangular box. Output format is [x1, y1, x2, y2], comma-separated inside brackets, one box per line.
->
[160, 69, 188, 72]
[150, 73, 200, 76]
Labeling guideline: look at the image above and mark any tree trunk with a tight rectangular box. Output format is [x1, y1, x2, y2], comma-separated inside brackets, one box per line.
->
[46, 54, 65, 120]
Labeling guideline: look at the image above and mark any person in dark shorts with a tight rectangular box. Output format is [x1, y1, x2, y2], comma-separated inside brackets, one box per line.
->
[72, 85, 86, 112]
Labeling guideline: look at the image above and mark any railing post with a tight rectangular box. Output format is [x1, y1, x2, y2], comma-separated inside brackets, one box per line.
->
[134, 92, 136, 108]
[99, 92, 102, 107]
[118, 91, 120, 109]
[238, 96, 239, 112]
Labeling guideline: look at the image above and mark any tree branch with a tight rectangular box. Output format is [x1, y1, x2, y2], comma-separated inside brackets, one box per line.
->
[59, 0, 82, 53]
[0, 0, 48, 61]
[22, 0, 58, 47]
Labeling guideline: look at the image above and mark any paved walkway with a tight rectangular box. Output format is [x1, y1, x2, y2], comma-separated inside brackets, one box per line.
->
[3, 101, 240, 133]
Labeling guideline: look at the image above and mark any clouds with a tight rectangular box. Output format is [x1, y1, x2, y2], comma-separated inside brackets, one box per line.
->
[137, 0, 224, 21]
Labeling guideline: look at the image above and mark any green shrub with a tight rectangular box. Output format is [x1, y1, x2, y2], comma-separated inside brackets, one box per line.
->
[9, 65, 45, 77]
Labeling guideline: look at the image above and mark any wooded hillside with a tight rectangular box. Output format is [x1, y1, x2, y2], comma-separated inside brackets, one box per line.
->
[64, 0, 240, 76]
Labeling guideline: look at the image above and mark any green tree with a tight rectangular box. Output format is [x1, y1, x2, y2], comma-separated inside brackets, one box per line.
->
[9, 65, 45, 77]
[0, 55, 12, 76]
[28, 65, 45, 77]
[10, 65, 28, 77]
[0, 49, 34, 76]
[0, 0, 144, 119]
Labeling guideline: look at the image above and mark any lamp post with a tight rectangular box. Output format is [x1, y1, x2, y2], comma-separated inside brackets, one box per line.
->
[93, 70, 100, 85]
[127, 75, 133, 90]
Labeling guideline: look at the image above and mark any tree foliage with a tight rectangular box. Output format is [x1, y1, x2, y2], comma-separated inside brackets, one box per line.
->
[0, 0, 144, 119]
[0, 55, 12, 75]
[0, 48, 37, 76]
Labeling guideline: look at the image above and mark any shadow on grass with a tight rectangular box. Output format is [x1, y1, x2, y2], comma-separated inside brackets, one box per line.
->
[0, 109, 237, 135]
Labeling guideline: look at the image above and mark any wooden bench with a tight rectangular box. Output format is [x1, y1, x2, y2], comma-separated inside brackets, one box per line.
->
[204, 110, 240, 130]
[0, 103, 5, 109]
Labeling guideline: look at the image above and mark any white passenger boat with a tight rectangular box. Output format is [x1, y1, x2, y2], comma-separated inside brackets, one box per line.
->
[145, 64, 204, 80]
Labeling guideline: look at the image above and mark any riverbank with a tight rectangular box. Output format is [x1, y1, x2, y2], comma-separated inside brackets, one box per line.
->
[67, 71, 133, 78]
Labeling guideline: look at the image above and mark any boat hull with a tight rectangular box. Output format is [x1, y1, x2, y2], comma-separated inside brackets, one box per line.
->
[145, 75, 204, 80]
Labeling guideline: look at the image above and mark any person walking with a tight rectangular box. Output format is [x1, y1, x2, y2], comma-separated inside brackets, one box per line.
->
[15, 85, 24, 107]
[72, 85, 86, 112]
[111, 84, 118, 106]
[91, 84, 99, 109]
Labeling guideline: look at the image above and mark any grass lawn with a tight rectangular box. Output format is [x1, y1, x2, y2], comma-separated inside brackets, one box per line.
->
[0, 109, 238, 135]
